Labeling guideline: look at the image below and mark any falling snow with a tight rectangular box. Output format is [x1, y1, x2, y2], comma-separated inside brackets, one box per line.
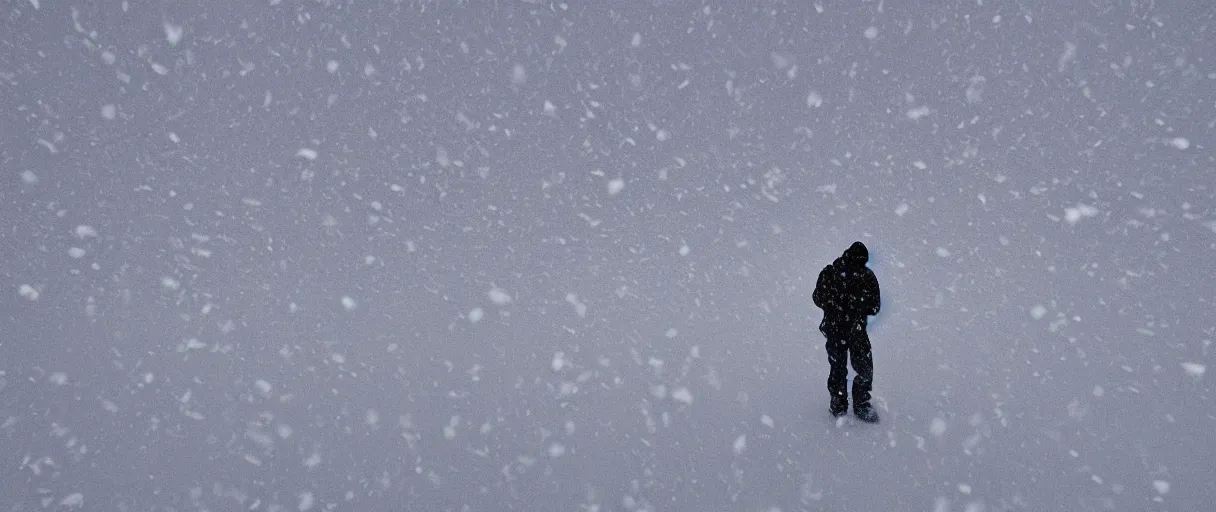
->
[487, 288, 512, 305]
[806, 90, 824, 108]
[4, 3, 1212, 511]
[1064, 203, 1100, 225]
[59, 494, 83, 508]
[164, 23, 183, 45]
[1181, 362, 1205, 378]
[671, 387, 694, 404]
[906, 106, 932, 120]
[18, 284, 40, 301]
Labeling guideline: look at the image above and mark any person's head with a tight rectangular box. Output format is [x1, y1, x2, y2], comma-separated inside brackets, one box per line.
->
[843, 241, 868, 266]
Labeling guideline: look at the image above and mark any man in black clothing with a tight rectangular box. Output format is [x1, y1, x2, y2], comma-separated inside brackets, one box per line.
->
[813, 241, 881, 422]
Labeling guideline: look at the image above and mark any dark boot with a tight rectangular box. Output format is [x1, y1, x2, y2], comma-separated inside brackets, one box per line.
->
[854, 403, 879, 423]
[830, 395, 848, 417]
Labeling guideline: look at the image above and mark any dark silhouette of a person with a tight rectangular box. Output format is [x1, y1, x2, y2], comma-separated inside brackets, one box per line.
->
[813, 241, 881, 422]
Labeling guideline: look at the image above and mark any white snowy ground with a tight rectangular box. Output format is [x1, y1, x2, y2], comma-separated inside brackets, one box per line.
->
[3, 2, 1214, 511]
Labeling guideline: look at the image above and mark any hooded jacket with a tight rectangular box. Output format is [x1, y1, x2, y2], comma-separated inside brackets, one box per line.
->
[813, 242, 881, 335]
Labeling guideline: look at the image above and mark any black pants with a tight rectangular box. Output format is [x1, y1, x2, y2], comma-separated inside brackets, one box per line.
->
[824, 324, 873, 406]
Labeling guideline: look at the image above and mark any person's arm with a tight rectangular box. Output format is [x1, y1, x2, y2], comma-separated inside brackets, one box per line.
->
[866, 271, 881, 316]
[813, 267, 828, 309]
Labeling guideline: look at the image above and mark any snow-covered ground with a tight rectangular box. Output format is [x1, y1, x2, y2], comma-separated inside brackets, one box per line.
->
[3, 2, 1213, 510]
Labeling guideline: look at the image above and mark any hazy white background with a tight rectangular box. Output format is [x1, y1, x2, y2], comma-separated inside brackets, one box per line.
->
[2, 1, 1213, 510]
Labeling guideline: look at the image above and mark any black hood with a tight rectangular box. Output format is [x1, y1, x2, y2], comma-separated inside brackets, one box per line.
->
[842, 241, 869, 266]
